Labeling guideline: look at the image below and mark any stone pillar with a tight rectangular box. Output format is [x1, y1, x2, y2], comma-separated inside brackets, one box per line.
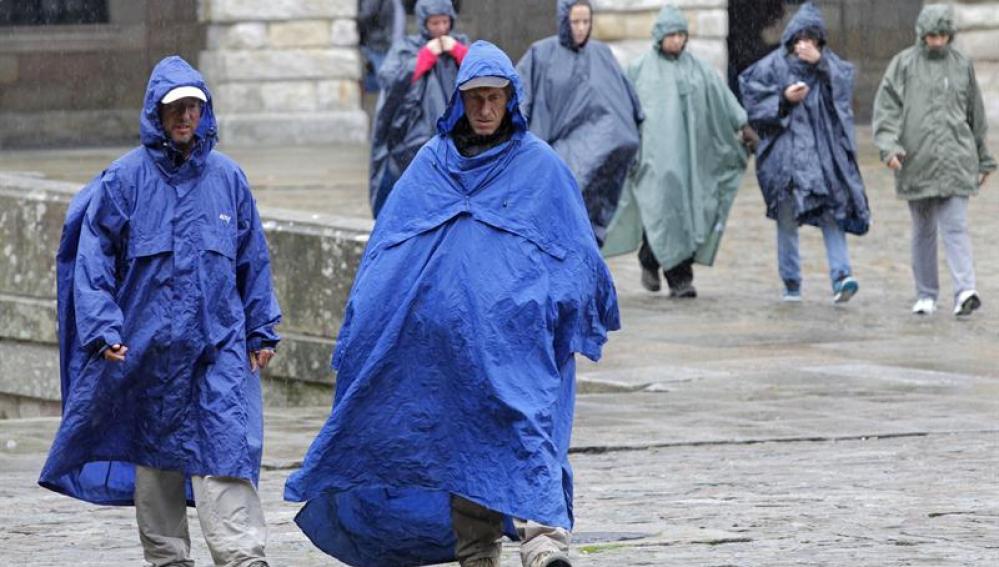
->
[590, 0, 729, 74]
[953, 2, 999, 127]
[198, 0, 368, 145]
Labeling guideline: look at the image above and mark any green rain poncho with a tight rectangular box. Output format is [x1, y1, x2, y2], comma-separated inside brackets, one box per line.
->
[873, 4, 997, 200]
[604, 6, 748, 269]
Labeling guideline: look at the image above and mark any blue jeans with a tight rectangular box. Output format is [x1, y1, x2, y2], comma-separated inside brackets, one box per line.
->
[776, 198, 852, 291]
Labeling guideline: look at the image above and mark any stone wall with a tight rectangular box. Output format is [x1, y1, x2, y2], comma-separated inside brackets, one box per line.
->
[198, 0, 369, 145]
[953, 1, 999, 126]
[0, 173, 371, 419]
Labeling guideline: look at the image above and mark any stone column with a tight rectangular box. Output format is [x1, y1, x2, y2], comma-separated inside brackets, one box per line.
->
[953, 2, 999, 126]
[198, 0, 368, 145]
[590, 0, 729, 73]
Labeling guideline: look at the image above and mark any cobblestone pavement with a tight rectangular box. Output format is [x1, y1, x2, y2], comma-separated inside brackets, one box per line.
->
[2, 130, 999, 565]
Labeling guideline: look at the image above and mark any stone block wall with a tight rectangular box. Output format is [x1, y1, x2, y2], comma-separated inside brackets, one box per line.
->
[198, 0, 369, 145]
[953, 1, 999, 126]
[591, 0, 729, 73]
[0, 173, 371, 419]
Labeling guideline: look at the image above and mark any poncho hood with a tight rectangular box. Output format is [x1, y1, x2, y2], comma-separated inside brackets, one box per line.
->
[558, 0, 592, 50]
[916, 4, 956, 43]
[416, 0, 457, 41]
[437, 40, 528, 135]
[781, 2, 827, 49]
[652, 5, 688, 46]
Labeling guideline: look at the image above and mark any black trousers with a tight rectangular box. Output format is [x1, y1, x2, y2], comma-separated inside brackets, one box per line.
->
[639, 232, 694, 289]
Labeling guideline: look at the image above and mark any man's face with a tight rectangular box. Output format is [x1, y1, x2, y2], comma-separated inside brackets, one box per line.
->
[569, 4, 591, 47]
[660, 32, 687, 56]
[425, 14, 451, 39]
[159, 97, 202, 150]
[925, 32, 950, 49]
[462, 86, 509, 136]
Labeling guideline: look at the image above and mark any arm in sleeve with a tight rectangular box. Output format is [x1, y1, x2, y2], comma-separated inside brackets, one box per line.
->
[872, 55, 907, 163]
[235, 171, 282, 351]
[412, 46, 439, 83]
[967, 64, 997, 173]
[738, 60, 791, 130]
[73, 173, 128, 353]
[449, 40, 468, 65]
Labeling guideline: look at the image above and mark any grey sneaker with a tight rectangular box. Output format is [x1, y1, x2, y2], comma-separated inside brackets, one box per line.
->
[954, 290, 981, 317]
[246, 562, 269, 567]
[832, 276, 858, 304]
[530, 550, 573, 567]
[462, 558, 500, 567]
[640, 266, 661, 292]
[669, 282, 697, 299]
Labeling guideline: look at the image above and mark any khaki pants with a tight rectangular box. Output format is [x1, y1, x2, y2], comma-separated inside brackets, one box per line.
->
[134, 465, 268, 567]
[451, 495, 569, 567]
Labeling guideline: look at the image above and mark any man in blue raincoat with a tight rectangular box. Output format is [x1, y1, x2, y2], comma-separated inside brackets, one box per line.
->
[369, 0, 469, 217]
[739, 2, 870, 303]
[517, 0, 643, 246]
[39, 56, 281, 567]
[285, 41, 619, 567]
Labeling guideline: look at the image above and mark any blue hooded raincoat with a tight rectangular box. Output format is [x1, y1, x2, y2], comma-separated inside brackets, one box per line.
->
[516, 0, 644, 246]
[739, 2, 870, 234]
[38, 56, 282, 505]
[284, 41, 620, 567]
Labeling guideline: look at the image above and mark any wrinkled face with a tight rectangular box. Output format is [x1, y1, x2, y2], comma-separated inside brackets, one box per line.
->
[425, 14, 451, 38]
[924, 32, 950, 49]
[569, 4, 592, 47]
[462, 86, 509, 136]
[660, 32, 687, 55]
[159, 97, 202, 151]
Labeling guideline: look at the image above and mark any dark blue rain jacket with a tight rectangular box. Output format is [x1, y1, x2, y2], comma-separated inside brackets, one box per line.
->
[517, 0, 643, 245]
[369, 0, 467, 217]
[739, 2, 870, 234]
[38, 56, 282, 505]
[284, 41, 620, 567]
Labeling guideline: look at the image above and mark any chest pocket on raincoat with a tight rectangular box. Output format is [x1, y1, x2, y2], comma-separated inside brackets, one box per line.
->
[200, 226, 240, 332]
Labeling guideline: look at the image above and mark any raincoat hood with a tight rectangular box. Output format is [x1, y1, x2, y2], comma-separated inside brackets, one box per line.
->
[558, 0, 592, 50]
[916, 4, 956, 43]
[651, 5, 688, 46]
[437, 40, 528, 135]
[781, 2, 827, 49]
[140, 56, 217, 165]
[416, 0, 457, 41]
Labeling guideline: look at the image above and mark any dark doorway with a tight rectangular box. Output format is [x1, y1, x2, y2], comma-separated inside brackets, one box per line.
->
[457, 0, 555, 63]
[0, 0, 109, 26]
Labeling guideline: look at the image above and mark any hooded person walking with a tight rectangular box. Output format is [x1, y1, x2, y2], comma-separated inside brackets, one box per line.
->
[603, 5, 755, 298]
[39, 56, 281, 567]
[739, 1, 870, 303]
[516, 0, 644, 246]
[369, 0, 469, 217]
[873, 4, 994, 317]
[285, 41, 619, 567]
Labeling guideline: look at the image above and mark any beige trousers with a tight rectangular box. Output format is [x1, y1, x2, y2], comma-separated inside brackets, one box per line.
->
[451, 495, 570, 567]
[134, 465, 268, 567]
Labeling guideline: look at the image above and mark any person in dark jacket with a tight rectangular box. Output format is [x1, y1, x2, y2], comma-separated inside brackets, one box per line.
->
[369, 0, 469, 217]
[358, 0, 405, 91]
[516, 0, 643, 246]
[739, 2, 870, 303]
[39, 56, 281, 567]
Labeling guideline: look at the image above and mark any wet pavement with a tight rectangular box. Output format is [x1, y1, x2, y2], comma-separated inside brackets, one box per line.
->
[2, 129, 998, 566]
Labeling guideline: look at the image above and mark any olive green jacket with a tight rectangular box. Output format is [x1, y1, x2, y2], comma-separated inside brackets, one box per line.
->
[873, 4, 996, 200]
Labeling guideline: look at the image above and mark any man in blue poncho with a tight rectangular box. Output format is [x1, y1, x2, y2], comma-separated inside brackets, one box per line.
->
[517, 0, 643, 246]
[285, 41, 619, 567]
[739, 2, 870, 303]
[39, 56, 281, 567]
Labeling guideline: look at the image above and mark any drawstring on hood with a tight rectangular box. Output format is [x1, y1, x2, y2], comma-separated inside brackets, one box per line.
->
[558, 0, 592, 51]
[416, 0, 457, 41]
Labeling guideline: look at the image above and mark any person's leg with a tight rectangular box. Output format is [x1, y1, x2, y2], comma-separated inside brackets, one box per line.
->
[776, 197, 802, 294]
[907, 198, 940, 302]
[936, 196, 977, 300]
[134, 465, 195, 567]
[192, 475, 268, 567]
[451, 495, 504, 567]
[819, 211, 852, 287]
[517, 520, 572, 567]
[638, 232, 662, 292]
[663, 257, 696, 298]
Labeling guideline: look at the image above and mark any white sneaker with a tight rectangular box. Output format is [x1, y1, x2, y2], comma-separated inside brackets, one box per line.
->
[912, 297, 936, 315]
[954, 290, 981, 317]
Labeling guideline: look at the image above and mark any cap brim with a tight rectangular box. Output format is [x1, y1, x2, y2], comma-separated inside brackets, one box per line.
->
[161, 86, 207, 104]
[458, 76, 511, 91]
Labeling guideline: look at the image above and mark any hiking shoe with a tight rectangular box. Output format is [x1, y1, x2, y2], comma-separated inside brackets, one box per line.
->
[912, 297, 936, 315]
[529, 550, 573, 567]
[669, 282, 697, 299]
[246, 562, 269, 567]
[832, 276, 859, 304]
[954, 290, 981, 317]
[782, 280, 802, 302]
[461, 558, 499, 567]
[640, 266, 661, 292]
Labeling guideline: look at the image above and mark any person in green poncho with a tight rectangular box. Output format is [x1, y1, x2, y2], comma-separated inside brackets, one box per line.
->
[603, 5, 756, 298]
[873, 4, 995, 317]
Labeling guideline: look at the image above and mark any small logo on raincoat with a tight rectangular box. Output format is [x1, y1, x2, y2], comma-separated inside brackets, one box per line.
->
[219, 213, 231, 224]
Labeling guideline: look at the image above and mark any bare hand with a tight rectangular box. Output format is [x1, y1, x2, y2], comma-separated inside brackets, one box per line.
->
[795, 40, 822, 64]
[887, 155, 903, 171]
[426, 38, 444, 56]
[439, 35, 456, 53]
[250, 349, 275, 372]
[104, 343, 128, 362]
[784, 82, 809, 104]
[979, 172, 991, 186]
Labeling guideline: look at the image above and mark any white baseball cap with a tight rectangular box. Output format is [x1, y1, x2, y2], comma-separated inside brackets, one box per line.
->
[161, 86, 207, 104]
[459, 76, 511, 91]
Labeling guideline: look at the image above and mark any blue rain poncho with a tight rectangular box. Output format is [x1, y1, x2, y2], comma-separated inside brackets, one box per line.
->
[285, 41, 620, 567]
[369, 0, 468, 217]
[38, 56, 282, 505]
[739, 2, 870, 234]
[516, 0, 643, 245]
